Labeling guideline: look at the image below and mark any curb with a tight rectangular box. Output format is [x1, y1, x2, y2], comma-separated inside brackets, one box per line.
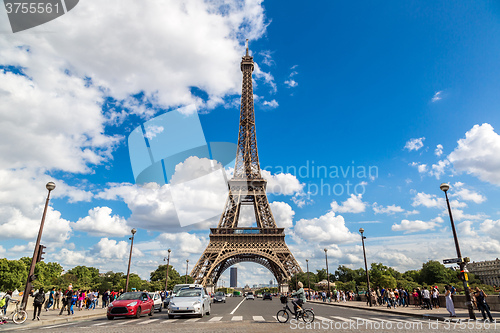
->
[0, 311, 106, 331]
[309, 301, 452, 322]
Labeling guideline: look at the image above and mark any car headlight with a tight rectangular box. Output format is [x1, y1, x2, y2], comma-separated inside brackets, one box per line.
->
[126, 301, 138, 307]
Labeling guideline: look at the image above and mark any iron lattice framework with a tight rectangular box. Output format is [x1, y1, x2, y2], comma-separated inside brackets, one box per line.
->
[191, 43, 302, 287]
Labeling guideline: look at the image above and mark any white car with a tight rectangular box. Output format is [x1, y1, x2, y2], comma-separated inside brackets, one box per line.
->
[168, 286, 211, 318]
[246, 292, 255, 300]
[148, 292, 163, 312]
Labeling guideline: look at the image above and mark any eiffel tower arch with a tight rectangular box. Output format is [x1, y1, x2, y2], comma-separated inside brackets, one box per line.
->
[191, 42, 302, 292]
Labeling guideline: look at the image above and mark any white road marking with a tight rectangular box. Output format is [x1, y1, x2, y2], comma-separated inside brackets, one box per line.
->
[232, 316, 243, 321]
[163, 319, 177, 323]
[253, 316, 265, 321]
[230, 298, 246, 315]
[137, 318, 160, 325]
[92, 322, 111, 326]
[351, 316, 378, 323]
[331, 316, 353, 322]
[41, 323, 74, 329]
[186, 318, 201, 322]
[315, 315, 333, 322]
[115, 320, 134, 325]
[209, 316, 223, 322]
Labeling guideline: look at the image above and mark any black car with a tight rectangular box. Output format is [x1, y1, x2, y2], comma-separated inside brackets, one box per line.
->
[263, 292, 272, 300]
[213, 291, 226, 303]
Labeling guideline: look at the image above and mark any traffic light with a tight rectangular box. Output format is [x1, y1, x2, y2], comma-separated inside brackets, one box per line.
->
[36, 244, 46, 263]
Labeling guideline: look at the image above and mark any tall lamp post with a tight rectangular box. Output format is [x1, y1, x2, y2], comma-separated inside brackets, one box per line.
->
[125, 228, 137, 292]
[20, 182, 55, 310]
[440, 183, 476, 320]
[306, 259, 310, 300]
[185, 259, 189, 284]
[324, 248, 330, 297]
[164, 249, 171, 292]
[359, 228, 372, 307]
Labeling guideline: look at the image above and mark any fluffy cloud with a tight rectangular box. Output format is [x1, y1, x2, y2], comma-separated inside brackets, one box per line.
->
[435, 144, 444, 157]
[372, 203, 405, 215]
[330, 194, 366, 213]
[261, 170, 304, 196]
[294, 211, 358, 244]
[270, 201, 295, 229]
[431, 91, 442, 102]
[155, 233, 207, 255]
[91, 238, 143, 260]
[404, 137, 425, 151]
[448, 123, 500, 185]
[72, 207, 130, 237]
[411, 192, 445, 208]
[391, 217, 443, 233]
[450, 183, 486, 204]
[480, 219, 500, 241]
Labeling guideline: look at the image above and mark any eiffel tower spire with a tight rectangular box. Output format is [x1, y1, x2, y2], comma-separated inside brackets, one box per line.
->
[190, 42, 301, 291]
[234, 39, 261, 179]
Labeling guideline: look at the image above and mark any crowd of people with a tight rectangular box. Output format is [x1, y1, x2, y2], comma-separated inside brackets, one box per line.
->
[305, 285, 495, 320]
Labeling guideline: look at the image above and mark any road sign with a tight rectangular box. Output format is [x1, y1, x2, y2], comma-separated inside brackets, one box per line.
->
[443, 258, 462, 264]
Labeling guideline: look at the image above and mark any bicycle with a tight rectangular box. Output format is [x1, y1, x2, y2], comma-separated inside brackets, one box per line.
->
[276, 296, 314, 323]
[1, 300, 28, 324]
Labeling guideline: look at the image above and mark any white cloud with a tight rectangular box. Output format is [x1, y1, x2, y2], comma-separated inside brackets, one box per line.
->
[262, 99, 279, 108]
[254, 63, 277, 94]
[457, 221, 477, 237]
[72, 207, 130, 237]
[429, 159, 450, 179]
[431, 91, 442, 102]
[294, 211, 358, 244]
[91, 238, 143, 260]
[391, 217, 443, 233]
[411, 192, 444, 208]
[269, 201, 295, 229]
[448, 123, 500, 185]
[259, 50, 275, 67]
[448, 209, 487, 221]
[372, 203, 405, 215]
[404, 137, 425, 151]
[144, 125, 164, 140]
[284, 79, 298, 88]
[261, 170, 304, 196]
[435, 144, 443, 157]
[156, 232, 207, 255]
[330, 194, 366, 213]
[450, 183, 486, 204]
[480, 219, 500, 241]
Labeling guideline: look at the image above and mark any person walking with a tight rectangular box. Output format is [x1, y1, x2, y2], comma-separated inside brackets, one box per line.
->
[70, 291, 77, 315]
[474, 287, 494, 322]
[32, 288, 45, 320]
[45, 287, 55, 311]
[59, 286, 73, 316]
[444, 286, 456, 317]
[431, 287, 439, 309]
[54, 289, 62, 309]
[422, 286, 432, 309]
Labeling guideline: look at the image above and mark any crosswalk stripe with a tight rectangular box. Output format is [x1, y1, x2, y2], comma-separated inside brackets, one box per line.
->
[331, 316, 353, 322]
[315, 316, 333, 322]
[41, 323, 75, 329]
[92, 322, 111, 326]
[253, 316, 265, 322]
[232, 316, 243, 321]
[137, 318, 160, 325]
[351, 316, 378, 323]
[209, 316, 223, 322]
[164, 319, 177, 323]
[186, 318, 201, 322]
[115, 320, 133, 325]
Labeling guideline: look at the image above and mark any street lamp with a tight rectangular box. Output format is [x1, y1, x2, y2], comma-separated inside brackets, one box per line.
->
[359, 228, 372, 307]
[306, 259, 310, 300]
[185, 259, 189, 284]
[440, 183, 476, 320]
[20, 182, 55, 310]
[164, 249, 171, 292]
[324, 248, 330, 298]
[125, 228, 137, 292]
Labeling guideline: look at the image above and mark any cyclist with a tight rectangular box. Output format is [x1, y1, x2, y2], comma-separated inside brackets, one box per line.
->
[291, 282, 306, 318]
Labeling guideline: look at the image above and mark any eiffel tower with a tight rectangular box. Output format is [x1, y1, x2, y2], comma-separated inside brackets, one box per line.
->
[191, 42, 301, 291]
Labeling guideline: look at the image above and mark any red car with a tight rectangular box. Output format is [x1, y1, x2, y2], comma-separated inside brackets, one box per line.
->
[107, 292, 154, 320]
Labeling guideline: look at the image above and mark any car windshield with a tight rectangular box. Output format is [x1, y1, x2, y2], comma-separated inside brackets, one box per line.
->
[215, 292, 224, 296]
[116, 292, 142, 300]
[247, 292, 253, 295]
[176, 289, 202, 297]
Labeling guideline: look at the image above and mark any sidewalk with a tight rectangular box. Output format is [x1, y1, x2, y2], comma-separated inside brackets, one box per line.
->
[309, 299, 500, 322]
[1, 306, 107, 331]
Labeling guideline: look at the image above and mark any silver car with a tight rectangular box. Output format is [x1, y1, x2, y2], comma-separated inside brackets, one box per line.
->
[148, 292, 163, 312]
[246, 292, 255, 300]
[168, 286, 211, 318]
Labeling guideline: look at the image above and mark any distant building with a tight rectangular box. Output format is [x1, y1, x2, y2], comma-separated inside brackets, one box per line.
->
[468, 258, 500, 286]
[230, 267, 237, 288]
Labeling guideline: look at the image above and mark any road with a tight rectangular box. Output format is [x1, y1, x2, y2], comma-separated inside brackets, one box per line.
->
[13, 296, 498, 332]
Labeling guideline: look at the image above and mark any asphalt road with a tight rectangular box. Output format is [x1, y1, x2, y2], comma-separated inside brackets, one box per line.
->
[13, 296, 499, 332]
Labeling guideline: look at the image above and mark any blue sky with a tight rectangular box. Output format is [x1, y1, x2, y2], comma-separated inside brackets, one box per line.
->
[1, 0, 500, 287]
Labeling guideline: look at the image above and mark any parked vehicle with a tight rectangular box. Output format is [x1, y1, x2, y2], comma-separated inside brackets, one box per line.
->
[213, 291, 226, 303]
[107, 292, 154, 320]
[148, 292, 163, 312]
[168, 286, 211, 318]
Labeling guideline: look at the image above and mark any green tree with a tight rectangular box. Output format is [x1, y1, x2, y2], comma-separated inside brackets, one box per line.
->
[150, 264, 181, 290]
[0, 258, 28, 290]
[420, 261, 448, 285]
